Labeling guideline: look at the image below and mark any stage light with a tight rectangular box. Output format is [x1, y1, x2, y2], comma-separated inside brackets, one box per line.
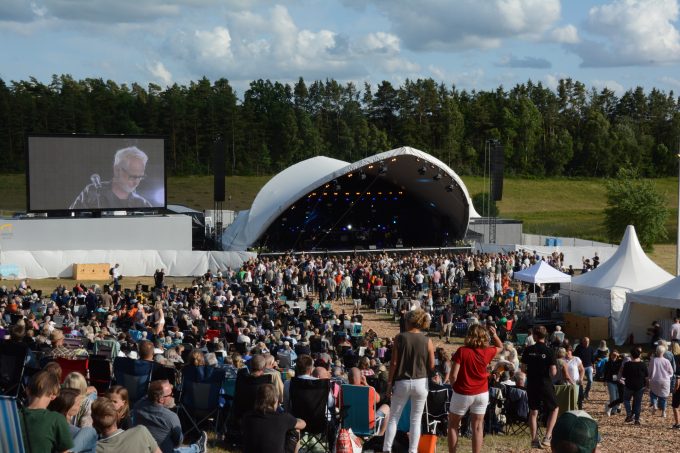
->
[360, 171, 367, 180]
[418, 165, 427, 175]
[433, 172, 443, 180]
[446, 184, 455, 192]
[379, 165, 388, 175]
[333, 179, 341, 191]
[347, 224, 352, 230]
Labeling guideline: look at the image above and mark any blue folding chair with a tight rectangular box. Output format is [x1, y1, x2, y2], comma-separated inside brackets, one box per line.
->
[0, 396, 25, 453]
[178, 366, 227, 438]
[340, 384, 377, 437]
[113, 357, 154, 406]
[128, 330, 144, 343]
[397, 399, 412, 432]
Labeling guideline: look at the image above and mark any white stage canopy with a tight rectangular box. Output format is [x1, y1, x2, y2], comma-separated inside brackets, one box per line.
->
[513, 260, 571, 284]
[563, 225, 673, 345]
[221, 146, 479, 251]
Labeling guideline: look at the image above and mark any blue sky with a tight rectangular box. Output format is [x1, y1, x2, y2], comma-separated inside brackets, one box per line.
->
[3, 0, 680, 97]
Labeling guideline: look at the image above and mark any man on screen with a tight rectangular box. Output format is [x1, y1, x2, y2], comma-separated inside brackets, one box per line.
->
[70, 146, 154, 209]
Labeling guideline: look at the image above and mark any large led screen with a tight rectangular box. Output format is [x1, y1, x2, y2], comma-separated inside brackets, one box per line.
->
[28, 135, 166, 212]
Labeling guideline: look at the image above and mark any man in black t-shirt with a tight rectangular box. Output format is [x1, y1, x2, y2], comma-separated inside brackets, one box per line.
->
[521, 325, 559, 449]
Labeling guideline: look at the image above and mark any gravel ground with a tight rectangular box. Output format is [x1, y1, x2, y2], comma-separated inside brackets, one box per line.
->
[333, 300, 680, 453]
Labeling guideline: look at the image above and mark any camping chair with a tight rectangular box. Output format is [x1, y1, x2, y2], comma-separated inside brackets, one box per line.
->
[52, 315, 65, 329]
[177, 365, 227, 438]
[515, 333, 528, 350]
[128, 330, 144, 343]
[0, 396, 25, 453]
[221, 376, 237, 411]
[421, 383, 452, 436]
[112, 357, 154, 405]
[224, 373, 273, 448]
[204, 329, 221, 342]
[88, 357, 113, 395]
[503, 385, 531, 436]
[339, 384, 377, 437]
[289, 377, 334, 453]
[454, 321, 468, 337]
[55, 357, 89, 383]
[93, 339, 120, 360]
[0, 342, 29, 399]
[484, 386, 505, 434]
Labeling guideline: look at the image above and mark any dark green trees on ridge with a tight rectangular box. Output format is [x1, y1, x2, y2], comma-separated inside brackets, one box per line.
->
[2, 75, 680, 178]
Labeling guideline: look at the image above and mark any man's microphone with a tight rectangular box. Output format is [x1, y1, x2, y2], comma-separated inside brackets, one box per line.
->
[90, 173, 102, 189]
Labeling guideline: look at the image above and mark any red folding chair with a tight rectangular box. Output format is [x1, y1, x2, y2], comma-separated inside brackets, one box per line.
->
[55, 357, 89, 383]
[204, 329, 221, 342]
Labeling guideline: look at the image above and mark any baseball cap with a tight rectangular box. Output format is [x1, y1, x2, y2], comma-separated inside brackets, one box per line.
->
[551, 410, 600, 453]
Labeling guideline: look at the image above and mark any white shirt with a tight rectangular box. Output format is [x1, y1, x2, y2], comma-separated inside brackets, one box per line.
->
[671, 322, 680, 341]
[565, 356, 582, 383]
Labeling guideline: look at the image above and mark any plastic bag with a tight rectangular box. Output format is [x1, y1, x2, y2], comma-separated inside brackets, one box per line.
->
[333, 427, 362, 453]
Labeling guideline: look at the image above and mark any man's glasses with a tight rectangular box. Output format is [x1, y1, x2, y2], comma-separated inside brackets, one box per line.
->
[122, 168, 146, 181]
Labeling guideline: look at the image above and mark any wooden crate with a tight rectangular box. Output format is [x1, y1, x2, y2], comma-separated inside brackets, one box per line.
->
[72, 263, 110, 280]
[562, 312, 609, 341]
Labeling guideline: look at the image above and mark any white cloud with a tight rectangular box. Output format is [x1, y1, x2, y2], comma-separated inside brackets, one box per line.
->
[358, 32, 401, 55]
[591, 79, 625, 94]
[660, 75, 680, 88]
[496, 55, 551, 68]
[165, 5, 420, 82]
[570, 0, 680, 67]
[544, 74, 560, 91]
[345, 0, 561, 51]
[147, 61, 173, 86]
[550, 24, 580, 44]
[194, 26, 233, 60]
[428, 65, 445, 80]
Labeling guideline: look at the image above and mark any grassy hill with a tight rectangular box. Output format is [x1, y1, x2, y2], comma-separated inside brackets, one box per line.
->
[2, 173, 678, 265]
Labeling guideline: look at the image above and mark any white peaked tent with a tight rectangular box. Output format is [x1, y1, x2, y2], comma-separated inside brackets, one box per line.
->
[563, 225, 673, 345]
[513, 260, 572, 284]
[626, 277, 680, 344]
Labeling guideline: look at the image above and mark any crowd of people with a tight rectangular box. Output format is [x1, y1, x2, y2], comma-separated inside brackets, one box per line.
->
[0, 249, 643, 453]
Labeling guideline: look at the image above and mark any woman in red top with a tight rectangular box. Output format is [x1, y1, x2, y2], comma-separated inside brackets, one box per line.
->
[446, 324, 502, 453]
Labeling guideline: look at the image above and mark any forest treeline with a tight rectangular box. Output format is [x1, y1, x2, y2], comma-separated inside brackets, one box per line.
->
[2, 75, 680, 177]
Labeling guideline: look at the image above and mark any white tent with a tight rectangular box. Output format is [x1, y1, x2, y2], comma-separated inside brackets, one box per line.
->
[626, 276, 680, 343]
[563, 225, 673, 345]
[513, 260, 572, 284]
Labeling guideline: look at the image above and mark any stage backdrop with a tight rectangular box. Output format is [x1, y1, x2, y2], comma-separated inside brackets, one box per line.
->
[0, 250, 256, 278]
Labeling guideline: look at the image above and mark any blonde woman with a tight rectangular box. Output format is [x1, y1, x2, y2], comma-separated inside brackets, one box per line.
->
[447, 324, 502, 453]
[62, 371, 97, 428]
[382, 309, 435, 453]
[152, 301, 165, 336]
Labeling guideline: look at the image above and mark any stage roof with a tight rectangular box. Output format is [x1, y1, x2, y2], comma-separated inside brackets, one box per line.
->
[221, 146, 479, 251]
